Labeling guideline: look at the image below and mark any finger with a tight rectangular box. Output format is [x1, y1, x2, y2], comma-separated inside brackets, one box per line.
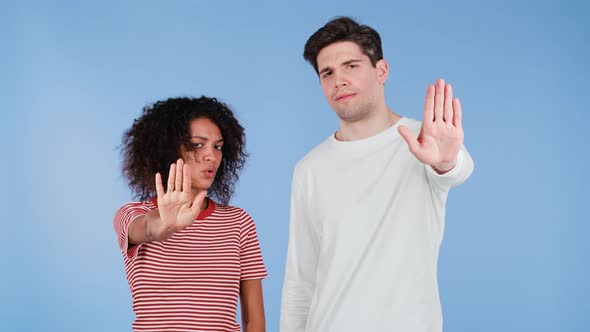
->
[397, 126, 420, 155]
[182, 163, 191, 195]
[191, 190, 208, 218]
[423, 84, 435, 123]
[453, 97, 462, 128]
[434, 78, 445, 122]
[167, 163, 176, 192]
[175, 158, 184, 192]
[155, 173, 165, 198]
[444, 83, 453, 125]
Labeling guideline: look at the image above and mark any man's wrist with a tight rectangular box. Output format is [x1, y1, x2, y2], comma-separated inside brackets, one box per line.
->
[431, 159, 457, 174]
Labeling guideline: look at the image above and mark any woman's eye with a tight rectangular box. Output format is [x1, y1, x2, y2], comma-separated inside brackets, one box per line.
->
[214, 145, 223, 151]
[191, 143, 204, 149]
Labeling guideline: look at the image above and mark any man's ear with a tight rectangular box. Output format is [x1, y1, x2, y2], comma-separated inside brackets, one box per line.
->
[377, 59, 389, 85]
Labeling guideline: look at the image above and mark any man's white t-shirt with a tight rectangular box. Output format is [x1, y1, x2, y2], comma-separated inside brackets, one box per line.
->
[281, 118, 474, 332]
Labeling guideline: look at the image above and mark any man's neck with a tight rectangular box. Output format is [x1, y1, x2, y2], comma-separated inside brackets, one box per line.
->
[336, 107, 401, 142]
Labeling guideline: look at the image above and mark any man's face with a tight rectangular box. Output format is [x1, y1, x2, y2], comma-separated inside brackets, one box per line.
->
[316, 41, 387, 123]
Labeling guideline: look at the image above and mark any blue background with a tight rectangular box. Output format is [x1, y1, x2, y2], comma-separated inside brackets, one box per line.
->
[3, 0, 588, 331]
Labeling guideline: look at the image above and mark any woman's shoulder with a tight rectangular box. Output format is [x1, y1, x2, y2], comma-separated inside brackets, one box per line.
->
[212, 202, 255, 221]
[214, 202, 245, 214]
[115, 199, 157, 215]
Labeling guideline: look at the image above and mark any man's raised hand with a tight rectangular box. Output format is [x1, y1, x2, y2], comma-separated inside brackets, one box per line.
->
[398, 78, 464, 173]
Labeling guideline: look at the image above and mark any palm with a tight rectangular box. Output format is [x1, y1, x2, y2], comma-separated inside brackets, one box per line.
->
[158, 190, 197, 228]
[155, 159, 207, 233]
[399, 79, 464, 170]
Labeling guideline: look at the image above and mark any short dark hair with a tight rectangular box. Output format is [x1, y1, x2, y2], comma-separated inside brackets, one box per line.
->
[121, 96, 247, 205]
[304, 16, 383, 74]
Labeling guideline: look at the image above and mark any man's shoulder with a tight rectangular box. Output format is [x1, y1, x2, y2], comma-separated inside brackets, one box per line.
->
[295, 135, 334, 171]
[400, 117, 422, 133]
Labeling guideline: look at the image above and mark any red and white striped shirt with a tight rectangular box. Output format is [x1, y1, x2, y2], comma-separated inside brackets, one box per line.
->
[114, 198, 267, 332]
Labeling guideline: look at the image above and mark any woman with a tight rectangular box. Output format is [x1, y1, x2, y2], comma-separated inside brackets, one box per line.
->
[114, 96, 266, 332]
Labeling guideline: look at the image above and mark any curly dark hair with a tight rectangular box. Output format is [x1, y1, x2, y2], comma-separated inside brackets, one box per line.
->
[121, 96, 247, 205]
[303, 16, 383, 74]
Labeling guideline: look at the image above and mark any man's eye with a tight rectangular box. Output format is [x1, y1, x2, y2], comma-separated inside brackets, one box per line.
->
[322, 72, 332, 78]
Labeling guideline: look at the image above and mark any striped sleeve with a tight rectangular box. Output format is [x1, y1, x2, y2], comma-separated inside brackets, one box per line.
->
[113, 202, 151, 261]
[238, 209, 268, 280]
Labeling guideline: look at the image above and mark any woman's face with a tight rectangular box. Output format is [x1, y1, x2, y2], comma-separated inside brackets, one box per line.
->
[180, 117, 224, 192]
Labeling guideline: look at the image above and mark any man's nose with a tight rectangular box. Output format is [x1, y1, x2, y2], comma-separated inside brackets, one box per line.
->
[334, 71, 348, 89]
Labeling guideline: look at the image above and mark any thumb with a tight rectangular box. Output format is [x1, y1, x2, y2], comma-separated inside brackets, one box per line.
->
[190, 190, 208, 217]
[397, 125, 420, 154]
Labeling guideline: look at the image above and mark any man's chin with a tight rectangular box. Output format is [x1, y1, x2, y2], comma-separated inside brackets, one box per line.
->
[335, 109, 366, 123]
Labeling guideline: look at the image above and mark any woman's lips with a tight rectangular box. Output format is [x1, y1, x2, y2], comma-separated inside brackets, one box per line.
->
[202, 170, 216, 178]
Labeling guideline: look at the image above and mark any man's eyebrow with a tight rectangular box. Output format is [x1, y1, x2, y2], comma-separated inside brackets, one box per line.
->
[319, 66, 333, 75]
[190, 136, 224, 142]
[319, 59, 363, 75]
[342, 59, 362, 66]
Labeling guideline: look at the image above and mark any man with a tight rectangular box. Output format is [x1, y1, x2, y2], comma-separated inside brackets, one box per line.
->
[280, 17, 474, 332]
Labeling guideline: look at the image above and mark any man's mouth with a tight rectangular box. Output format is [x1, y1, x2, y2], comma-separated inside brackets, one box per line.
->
[335, 93, 356, 102]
